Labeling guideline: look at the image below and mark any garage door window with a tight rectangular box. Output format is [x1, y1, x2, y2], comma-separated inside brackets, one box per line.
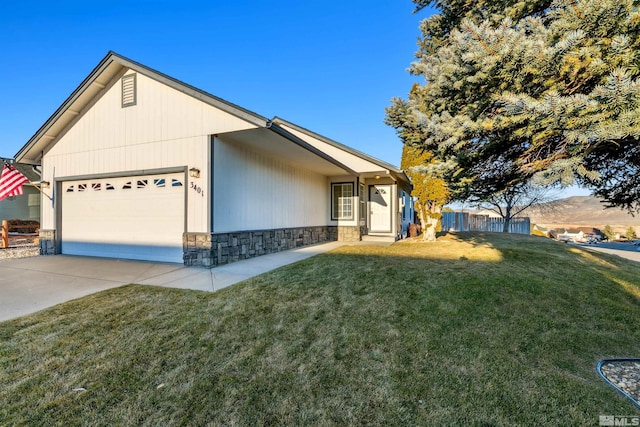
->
[66, 178, 184, 193]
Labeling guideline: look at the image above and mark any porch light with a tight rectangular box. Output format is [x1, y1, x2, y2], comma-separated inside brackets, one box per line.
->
[40, 181, 50, 188]
[374, 175, 380, 180]
[189, 167, 201, 178]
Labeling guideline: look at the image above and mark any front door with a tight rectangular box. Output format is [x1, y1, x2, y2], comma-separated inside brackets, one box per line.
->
[369, 184, 392, 233]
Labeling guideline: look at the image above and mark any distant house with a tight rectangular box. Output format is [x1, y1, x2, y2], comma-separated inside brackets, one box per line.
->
[0, 159, 40, 222]
[557, 228, 585, 242]
[474, 209, 502, 218]
[577, 227, 603, 239]
[14, 52, 412, 266]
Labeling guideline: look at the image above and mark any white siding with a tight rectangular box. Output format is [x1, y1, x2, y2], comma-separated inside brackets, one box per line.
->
[40, 70, 257, 233]
[213, 138, 329, 232]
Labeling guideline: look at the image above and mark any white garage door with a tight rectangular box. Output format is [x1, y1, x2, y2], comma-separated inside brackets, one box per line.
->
[61, 173, 185, 263]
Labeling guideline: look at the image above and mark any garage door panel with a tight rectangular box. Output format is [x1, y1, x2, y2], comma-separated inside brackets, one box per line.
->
[61, 173, 185, 263]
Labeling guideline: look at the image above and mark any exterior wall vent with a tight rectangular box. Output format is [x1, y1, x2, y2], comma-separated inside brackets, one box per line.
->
[121, 74, 137, 107]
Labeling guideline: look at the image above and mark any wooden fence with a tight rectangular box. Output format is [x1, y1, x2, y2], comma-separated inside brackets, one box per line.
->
[441, 212, 530, 235]
[1, 219, 39, 248]
[1, 220, 7, 248]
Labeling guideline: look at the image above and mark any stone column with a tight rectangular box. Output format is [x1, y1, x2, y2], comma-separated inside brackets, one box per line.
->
[39, 229, 56, 255]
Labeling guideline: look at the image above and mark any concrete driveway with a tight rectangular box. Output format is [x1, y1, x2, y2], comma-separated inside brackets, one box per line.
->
[0, 242, 347, 322]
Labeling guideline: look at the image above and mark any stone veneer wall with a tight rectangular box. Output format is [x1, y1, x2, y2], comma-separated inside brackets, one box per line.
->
[337, 226, 365, 242]
[39, 229, 57, 255]
[183, 226, 340, 267]
[38, 225, 363, 266]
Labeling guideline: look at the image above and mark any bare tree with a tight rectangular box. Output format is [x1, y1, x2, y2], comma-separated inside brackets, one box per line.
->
[474, 183, 557, 233]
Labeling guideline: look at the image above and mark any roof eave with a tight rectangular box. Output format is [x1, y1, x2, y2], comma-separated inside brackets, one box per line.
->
[390, 170, 412, 193]
[15, 52, 119, 163]
[271, 116, 406, 175]
[266, 121, 357, 176]
[15, 51, 269, 163]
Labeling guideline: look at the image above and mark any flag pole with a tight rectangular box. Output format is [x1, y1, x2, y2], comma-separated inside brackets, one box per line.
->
[26, 181, 53, 201]
[2, 160, 52, 201]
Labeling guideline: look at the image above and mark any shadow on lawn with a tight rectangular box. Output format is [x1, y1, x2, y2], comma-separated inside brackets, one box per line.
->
[321, 231, 640, 305]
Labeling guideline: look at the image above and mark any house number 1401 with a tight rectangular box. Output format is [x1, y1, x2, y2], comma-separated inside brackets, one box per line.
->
[190, 182, 204, 197]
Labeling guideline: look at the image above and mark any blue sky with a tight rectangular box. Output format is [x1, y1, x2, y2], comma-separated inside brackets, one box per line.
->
[0, 0, 589, 198]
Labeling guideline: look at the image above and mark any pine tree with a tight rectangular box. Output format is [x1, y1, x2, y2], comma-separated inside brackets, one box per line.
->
[388, 14, 546, 204]
[411, 0, 550, 55]
[388, 0, 640, 212]
[497, 0, 640, 210]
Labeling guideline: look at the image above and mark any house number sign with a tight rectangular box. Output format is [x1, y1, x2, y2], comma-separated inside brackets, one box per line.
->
[190, 182, 204, 197]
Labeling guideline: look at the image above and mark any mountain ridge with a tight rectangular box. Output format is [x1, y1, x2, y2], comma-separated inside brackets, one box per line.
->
[525, 196, 640, 231]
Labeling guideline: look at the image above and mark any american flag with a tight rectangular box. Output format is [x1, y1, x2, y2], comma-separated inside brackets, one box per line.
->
[0, 165, 29, 202]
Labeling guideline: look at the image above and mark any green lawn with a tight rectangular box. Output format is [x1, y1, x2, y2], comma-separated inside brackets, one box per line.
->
[1, 233, 639, 425]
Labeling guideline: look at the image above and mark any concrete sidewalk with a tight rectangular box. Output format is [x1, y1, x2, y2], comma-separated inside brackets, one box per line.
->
[0, 241, 348, 322]
[135, 241, 348, 291]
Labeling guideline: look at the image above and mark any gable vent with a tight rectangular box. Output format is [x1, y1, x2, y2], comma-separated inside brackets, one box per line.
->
[121, 74, 137, 107]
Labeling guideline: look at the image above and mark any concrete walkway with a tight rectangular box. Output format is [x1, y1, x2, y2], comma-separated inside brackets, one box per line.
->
[0, 241, 349, 322]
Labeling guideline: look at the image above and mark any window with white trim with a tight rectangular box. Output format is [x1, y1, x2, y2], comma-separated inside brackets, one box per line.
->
[332, 182, 353, 220]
